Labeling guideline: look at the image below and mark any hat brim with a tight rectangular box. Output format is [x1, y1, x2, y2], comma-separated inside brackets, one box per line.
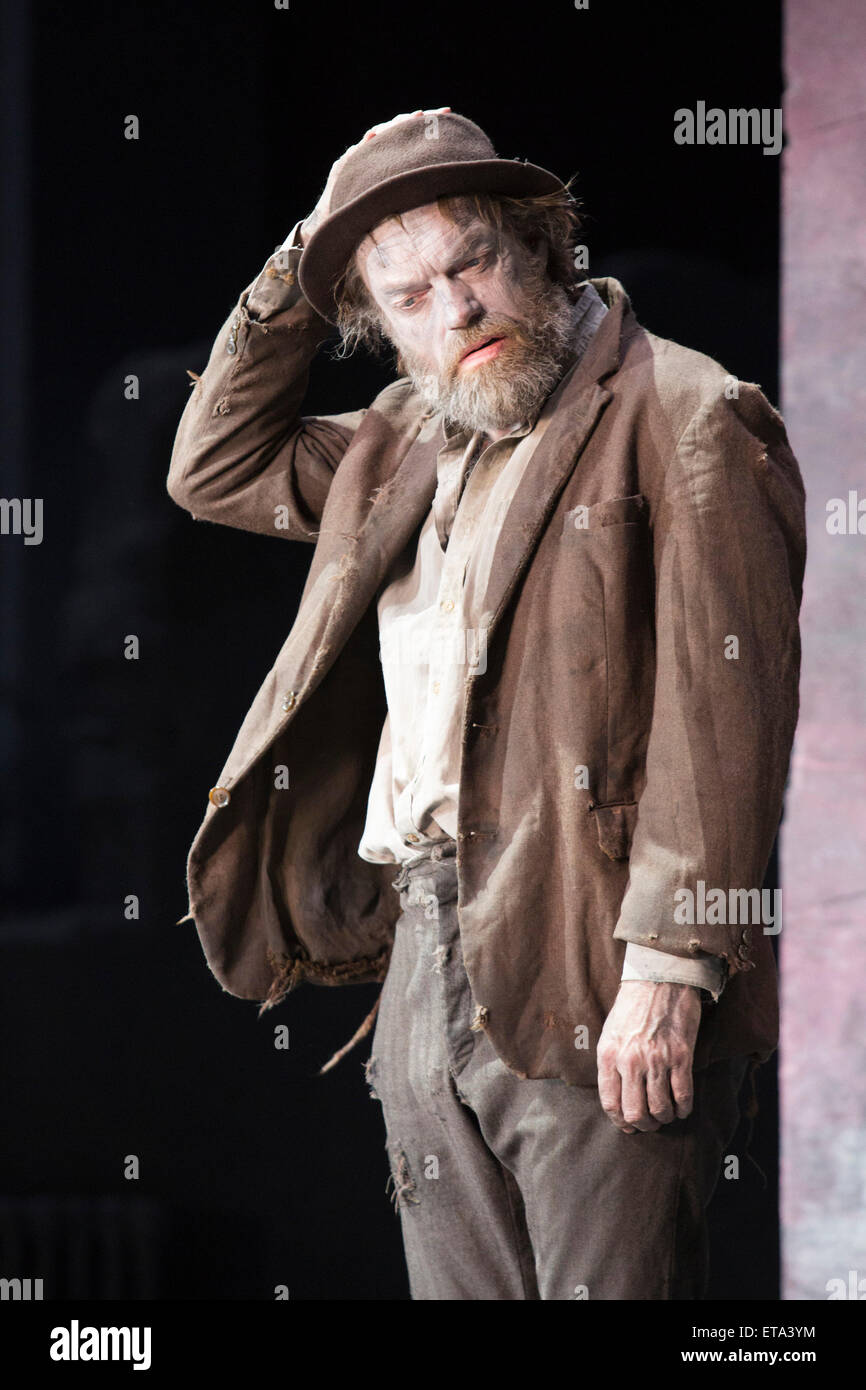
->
[298, 158, 566, 325]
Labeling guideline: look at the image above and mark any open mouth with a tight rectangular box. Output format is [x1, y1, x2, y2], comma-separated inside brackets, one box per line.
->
[459, 335, 506, 368]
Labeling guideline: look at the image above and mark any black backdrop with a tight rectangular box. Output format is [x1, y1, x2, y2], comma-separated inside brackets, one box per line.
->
[0, 0, 783, 1299]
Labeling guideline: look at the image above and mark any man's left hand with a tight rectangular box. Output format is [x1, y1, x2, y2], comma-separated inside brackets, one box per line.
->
[597, 981, 701, 1134]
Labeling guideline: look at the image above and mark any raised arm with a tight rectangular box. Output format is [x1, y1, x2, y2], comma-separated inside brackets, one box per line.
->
[166, 218, 365, 543]
[168, 110, 453, 542]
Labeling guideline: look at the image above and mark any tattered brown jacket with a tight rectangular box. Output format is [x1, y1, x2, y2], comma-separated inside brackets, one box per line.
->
[167, 273, 806, 1086]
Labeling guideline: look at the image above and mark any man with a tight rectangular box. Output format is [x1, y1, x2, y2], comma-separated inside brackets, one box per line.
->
[167, 109, 806, 1299]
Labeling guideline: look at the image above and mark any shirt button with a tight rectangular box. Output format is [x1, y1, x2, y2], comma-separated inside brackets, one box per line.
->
[209, 786, 231, 809]
[440, 598, 454, 612]
[432, 680, 440, 694]
[281, 691, 298, 712]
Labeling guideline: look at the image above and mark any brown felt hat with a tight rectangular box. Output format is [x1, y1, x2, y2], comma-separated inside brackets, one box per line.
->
[297, 111, 567, 325]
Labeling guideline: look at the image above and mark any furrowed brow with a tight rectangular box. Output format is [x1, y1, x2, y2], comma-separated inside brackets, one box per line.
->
[382, 230, 496, 298]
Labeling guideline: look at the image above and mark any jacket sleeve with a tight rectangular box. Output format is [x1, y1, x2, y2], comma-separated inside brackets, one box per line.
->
[612, 383, 806, 975]
[166, 222, 367, 543]
[621, 940, 727, 1000]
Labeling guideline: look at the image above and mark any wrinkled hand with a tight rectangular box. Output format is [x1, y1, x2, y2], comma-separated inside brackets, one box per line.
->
[597, 981, 701, 1133]
[299, 107, 452, 246]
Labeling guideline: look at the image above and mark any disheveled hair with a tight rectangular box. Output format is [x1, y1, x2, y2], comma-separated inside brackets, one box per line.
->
[331, 182, 584, 358]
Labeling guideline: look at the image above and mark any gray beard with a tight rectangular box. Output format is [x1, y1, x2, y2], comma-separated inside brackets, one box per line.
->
[399, 284, 581, 436]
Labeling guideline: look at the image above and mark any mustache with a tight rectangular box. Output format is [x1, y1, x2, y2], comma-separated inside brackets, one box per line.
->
[396, 325, 523, 383]
[442, 317, 528, 377]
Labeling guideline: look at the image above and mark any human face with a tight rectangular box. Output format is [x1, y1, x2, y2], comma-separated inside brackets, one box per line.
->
[355, 201, 577, 437]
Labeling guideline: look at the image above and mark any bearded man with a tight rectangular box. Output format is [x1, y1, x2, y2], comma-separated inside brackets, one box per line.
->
[167, 109, 806, 1300]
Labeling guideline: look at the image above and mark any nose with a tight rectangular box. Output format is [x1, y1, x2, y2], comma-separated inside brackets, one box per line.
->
[435, 276, 483, 331]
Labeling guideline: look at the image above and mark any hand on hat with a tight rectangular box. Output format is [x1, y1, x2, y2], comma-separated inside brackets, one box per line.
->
[359, 107, 452, 141]
[299, 107, 452, 248]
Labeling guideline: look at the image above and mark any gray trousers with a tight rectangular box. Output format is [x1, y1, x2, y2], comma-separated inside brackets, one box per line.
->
[366, 839, 748, 1300]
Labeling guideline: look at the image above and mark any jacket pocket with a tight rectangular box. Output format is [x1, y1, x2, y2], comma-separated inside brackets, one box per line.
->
[588, 799, 639, 861]
[562, 492, 648, 536]
[590, 493, 648, 529]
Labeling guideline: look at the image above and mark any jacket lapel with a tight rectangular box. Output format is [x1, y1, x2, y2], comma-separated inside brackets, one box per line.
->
[476, 279, 630, 648]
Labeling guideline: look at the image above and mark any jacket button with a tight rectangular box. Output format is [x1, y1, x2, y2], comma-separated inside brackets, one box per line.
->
[209, 786, 231, 808]
[281, 691, 297, 712]
[404, 833, 420, 844]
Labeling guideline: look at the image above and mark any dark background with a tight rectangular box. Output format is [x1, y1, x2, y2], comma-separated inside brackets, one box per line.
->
[0, 0, 783, 1298]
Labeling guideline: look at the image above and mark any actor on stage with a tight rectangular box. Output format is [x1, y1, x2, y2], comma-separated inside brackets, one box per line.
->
[168, 109, 805, 1299]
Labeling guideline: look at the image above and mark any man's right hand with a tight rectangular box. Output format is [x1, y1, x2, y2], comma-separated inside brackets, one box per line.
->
[297, 108, 452, 248]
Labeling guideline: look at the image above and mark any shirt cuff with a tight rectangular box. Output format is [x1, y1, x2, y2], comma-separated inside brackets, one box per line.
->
[621, 941, 727, 1001]
[244, 218, 308, 322]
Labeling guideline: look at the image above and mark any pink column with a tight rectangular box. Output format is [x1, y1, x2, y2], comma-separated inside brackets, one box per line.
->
[781, 0, 866, 1300]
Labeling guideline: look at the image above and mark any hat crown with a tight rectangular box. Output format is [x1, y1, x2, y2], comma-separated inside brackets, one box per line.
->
[330, 113, 497, 215]
[298, 110, 565, 323]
